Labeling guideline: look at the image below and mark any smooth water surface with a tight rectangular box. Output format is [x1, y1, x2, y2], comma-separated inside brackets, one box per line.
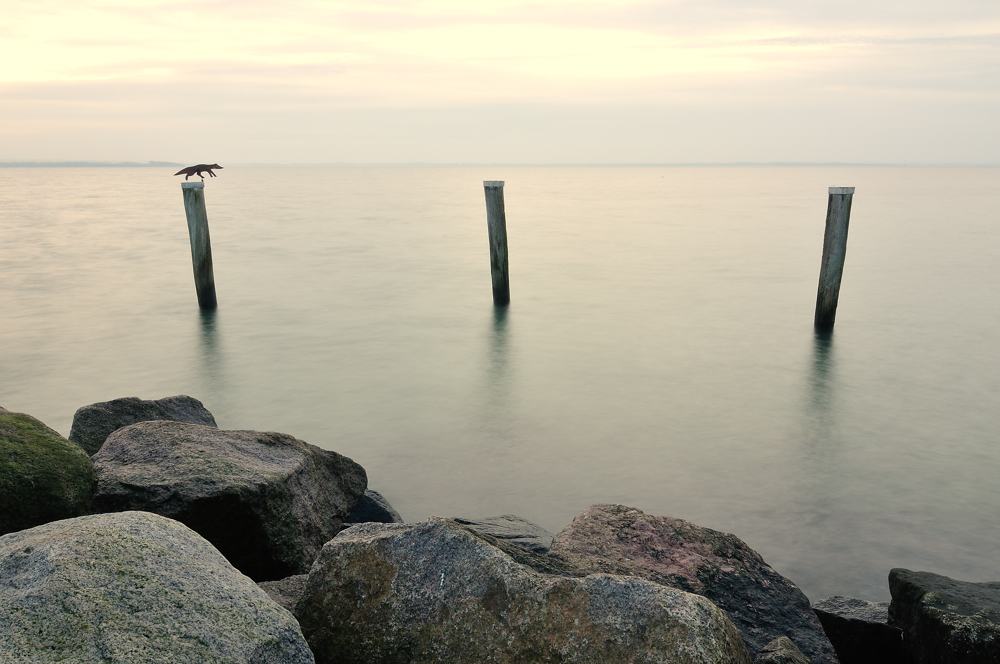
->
[2, 165, 998, 601]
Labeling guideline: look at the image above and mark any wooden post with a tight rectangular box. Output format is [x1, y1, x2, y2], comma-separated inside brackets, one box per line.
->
[181, 182, 218, 310]
[814, 186, 854, 329]
[483, 181, 510, 305]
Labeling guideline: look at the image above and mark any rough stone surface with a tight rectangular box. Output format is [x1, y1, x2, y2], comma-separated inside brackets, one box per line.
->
[813, 595, 908, 664]
[342, 489, 403, 526]
[452, 514, 555, 553]
[260, 574, 309, 613]
[69, 395, 218, 455]
[93, 421, 367, 581]
[549, 504, 838, 664]
[296, 518, 752, 664]
[889, 568, 1000, 663]
[755, 636, 812, 663]
[0, 511, 314, 663]
[0, 410, 97, 536]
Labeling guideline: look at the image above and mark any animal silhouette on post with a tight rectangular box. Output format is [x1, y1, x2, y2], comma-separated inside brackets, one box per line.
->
[174, 164, 223, 180]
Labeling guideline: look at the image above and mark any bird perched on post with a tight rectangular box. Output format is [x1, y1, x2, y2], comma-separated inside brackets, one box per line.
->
[174, 164, 223, 180]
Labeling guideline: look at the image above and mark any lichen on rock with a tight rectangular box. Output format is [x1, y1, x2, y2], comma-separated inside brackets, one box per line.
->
[0, 511, 314, 663]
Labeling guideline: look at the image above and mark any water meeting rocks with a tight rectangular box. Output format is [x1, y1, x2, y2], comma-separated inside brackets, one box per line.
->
[548, 504, 838, 664]
[812, 595, 908, 664]
[0, 410, 96, 536]
[69, 394, 218, 455]
[888, 568, 1000, 663]
[0, 511, 314, 663]
[451, 514, 556, 553]
[342, 489, 404, 526]
[92, 420, 367, 581]
[295, 518, 752, 664]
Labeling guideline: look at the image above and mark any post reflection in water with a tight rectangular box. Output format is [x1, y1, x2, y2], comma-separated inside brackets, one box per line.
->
[799, 328, 842, 500]
[486, 305, 511, 412]
[197, 309, 224, 395]
[809, 330, 835, 425]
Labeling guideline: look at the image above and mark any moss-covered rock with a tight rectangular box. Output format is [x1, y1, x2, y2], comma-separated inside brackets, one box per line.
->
[0, 410, 97, 536]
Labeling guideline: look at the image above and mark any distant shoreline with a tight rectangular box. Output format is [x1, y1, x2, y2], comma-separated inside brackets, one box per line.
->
[0, 161, 182, 168]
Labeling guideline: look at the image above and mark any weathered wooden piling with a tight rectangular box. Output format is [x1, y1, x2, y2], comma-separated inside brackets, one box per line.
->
[181, 182, 218, 309]
[814, 186, 854, 329]
[483, 181, 510, 305]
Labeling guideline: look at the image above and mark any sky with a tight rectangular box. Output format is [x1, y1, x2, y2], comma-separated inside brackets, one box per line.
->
[1, 0, 998, 164]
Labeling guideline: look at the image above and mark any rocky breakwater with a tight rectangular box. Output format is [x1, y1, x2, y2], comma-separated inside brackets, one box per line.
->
[92, 421, 367, 580]
[548, 504, 839, 664]
[295, 517, 753, 664]
[0, 511, 314, 663]
[0, 407, 96, 536]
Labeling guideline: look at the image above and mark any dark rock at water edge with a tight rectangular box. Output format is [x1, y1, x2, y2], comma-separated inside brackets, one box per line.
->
[549, 504, 838, 664]
[813, 595, 909, 664]
[0, 410, 96, 536]
[260, 574, 309, 613]
[295, 518, 753, 664]
[93, 421, 367, 581]
[0, 511, 314, 663]
[69, 394, 218, 455]
[889, 568, 1000, 663]
[755, 636, 812, 664]
[342, 489, 403, 526]
[452, 514, 555, 553]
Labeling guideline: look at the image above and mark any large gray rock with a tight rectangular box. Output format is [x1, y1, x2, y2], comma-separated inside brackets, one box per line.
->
[69, 395, 218, 455]
[813, 595, 909, 664]
[452, 514, 555, 553]
[549, 504, 838, 664]
[295, 518, 752, 664]
[342, 489, 403, 526]
[0, 410, 96, 536]
[0, 511, 314, 663]
[889, 568, 1000, 663]
[93, 421, 367, 581]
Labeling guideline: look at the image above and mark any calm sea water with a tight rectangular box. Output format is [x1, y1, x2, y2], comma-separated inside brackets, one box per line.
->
[2, 165, 998, 601]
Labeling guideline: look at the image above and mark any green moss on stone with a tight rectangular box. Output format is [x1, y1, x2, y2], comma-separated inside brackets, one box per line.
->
[0, 412, 97, 536]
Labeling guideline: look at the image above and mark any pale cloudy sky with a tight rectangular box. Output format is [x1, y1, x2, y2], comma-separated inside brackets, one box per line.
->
[2, 0, 998, 163]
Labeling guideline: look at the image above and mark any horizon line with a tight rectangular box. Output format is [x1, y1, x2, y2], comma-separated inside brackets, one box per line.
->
[2, 160, 999, 168]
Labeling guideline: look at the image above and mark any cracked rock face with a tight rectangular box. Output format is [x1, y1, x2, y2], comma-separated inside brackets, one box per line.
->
[93, 420, 367, 581]
[0, 511, 314, 663]
[548, 504, 838, 663]
[295, 518, 752, 664]
[889, 568, 1000, 664]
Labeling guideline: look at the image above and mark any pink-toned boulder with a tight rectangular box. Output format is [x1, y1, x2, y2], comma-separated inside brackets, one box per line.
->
[549, 504, 838, 663]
